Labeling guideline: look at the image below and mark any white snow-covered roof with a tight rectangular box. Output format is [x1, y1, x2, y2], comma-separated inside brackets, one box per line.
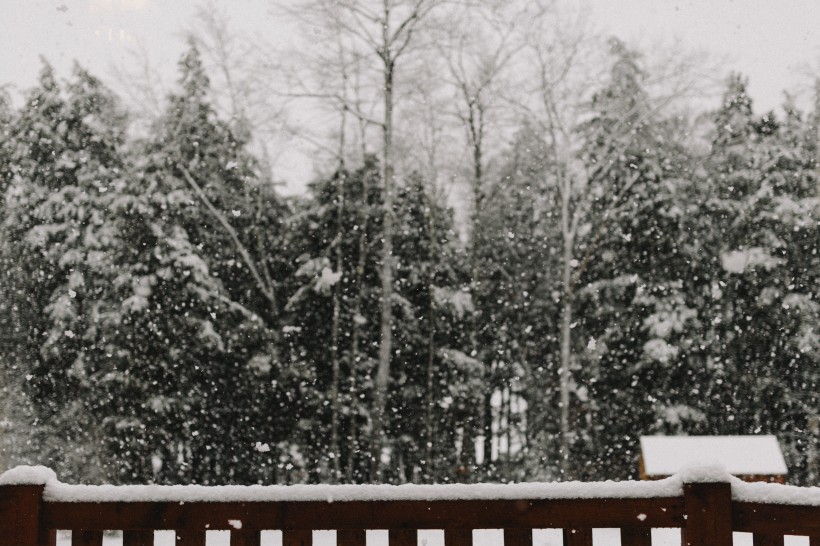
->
[640, 435, 788, 477]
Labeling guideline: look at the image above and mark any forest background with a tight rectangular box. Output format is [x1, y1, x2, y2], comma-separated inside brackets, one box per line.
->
[0, 0, 818, 486]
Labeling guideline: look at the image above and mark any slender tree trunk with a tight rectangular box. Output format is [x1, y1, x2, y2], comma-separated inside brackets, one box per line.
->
[808, 414, 820, 485]
[558, 171, 574, 479]
[329, 177, 345, 483]
[506, 386, 513, 464]
[355, 65, 369, 164]
[372, 59, 395, 481]
[815, 80, 820, 196]
[424, 191, 438, 482]
[558, 294, 572, 476]
[424, 312, 436, 479]
[465, 106, 493, 475]
[347, 417, 357, 482]
[348, 167, 370, 483]
[474, 138, 494, 475]
[329, 71, 349, 482]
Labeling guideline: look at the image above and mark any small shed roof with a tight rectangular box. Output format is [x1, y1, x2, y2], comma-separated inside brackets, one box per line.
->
[640, 435, 788, 477]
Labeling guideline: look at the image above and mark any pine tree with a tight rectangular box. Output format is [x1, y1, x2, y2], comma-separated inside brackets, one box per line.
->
[473, 123, 562, 480]
[285, 161, 473, 483]
[569, 39, 697, 479]
[700, 76, 819, 483]
[389, 173, 473, 483]
[101, 42, 289, 484]
[1, 62, 128, 481]
[283, 158, 383, 482]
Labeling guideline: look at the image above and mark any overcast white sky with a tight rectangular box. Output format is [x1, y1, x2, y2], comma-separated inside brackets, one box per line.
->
[2, 0, 819, 188]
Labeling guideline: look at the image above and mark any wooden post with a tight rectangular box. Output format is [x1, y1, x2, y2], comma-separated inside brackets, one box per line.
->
[41, 529, 57, 546]
[445, 529, 472, 546]
[175, 529, 206, 546]
[231, 529, 261, 546]
[503, 529, 531, 546]
[72, 531, 103, 546]
[389, 529, 416, 546]
[123, 530, 154, 546]
[283, 530, 312, 546]
[337, 529, 366, 546]
[752, 534, 783, 546]
[0, 484, 45, 546]
[562, 528, 592, 546]
[621, 528, 652, 546]
[682, 482, 732, 546]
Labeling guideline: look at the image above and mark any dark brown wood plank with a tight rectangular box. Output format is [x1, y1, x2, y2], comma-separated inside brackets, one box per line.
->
[753, 534, 783, 546]
[682, 483, 732, 546]
[562, 528, 592, 546]
[283, 530, 312, 546]
[337, 529, 367, 546]
[41, 497, 684, 531]
[123, 530, 154, 546]
[38, 528, 57, 546]
[445, 529, 472, 546]
[231, 529, 261, 546]
[734, 502, 820, 536]
[620, 527, 651, 546]
[0, 484, 45, 546]
[72, 531, 103, 546]
[503, 528, 530, 546]
[389, 530, 416, 546]
[175, 530, 206, 546]
[810, 537, 820, 546]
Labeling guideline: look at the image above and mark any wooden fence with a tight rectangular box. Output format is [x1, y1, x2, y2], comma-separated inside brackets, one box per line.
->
[1, 478, 819, 546]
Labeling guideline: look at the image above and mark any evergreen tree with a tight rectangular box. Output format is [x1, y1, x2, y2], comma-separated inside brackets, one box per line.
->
[699, 76, 819, 483]
[570, 39, 697, 479]
[283, 158, 383, 482]
[389, 173, 473, 483]
[286, 161, 473, 483]
[475, 123, 562, 480]
[101, 42, 289, 484]
[1, 62, 128, 481]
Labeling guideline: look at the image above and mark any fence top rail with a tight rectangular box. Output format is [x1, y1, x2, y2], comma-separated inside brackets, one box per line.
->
[1, 464, 819, 507]
[733, 479, 820, 505]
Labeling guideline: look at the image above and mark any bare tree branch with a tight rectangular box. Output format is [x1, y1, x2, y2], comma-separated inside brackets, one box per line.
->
[177, 164, 279, 317]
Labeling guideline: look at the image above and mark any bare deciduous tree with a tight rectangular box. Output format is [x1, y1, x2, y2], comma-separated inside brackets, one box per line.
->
[439, 1, 524, 470]
[284, 0, 453, 480]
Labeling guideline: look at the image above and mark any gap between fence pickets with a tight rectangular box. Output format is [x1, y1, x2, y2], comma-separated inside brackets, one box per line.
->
[1, 464, 820, 546]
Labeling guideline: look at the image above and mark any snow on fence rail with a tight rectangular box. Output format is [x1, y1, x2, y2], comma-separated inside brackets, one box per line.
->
[0, 465, 819, 546]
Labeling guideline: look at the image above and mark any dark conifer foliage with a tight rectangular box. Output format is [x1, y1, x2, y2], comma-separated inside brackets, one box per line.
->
[0, 38, 817, 486]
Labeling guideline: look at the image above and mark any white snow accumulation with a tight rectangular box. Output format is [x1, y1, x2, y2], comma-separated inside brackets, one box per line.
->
[1, 463, 818, 506]
[0, 465, 57, 485]
[42, 473, 684, 503]
[640, 435, 788, 477]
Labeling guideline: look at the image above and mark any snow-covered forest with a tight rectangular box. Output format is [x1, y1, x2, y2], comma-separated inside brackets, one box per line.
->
[0, 0, 818, 487]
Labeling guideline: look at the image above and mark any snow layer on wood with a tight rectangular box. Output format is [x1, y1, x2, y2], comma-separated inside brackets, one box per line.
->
[640, 435, 788, 476]
[0, 465, 57, 485]
[4, 464, 818, 508]
[676, 463, 733, 483]
[39, 474, 684, 503]
[732, 479, 820, 506]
